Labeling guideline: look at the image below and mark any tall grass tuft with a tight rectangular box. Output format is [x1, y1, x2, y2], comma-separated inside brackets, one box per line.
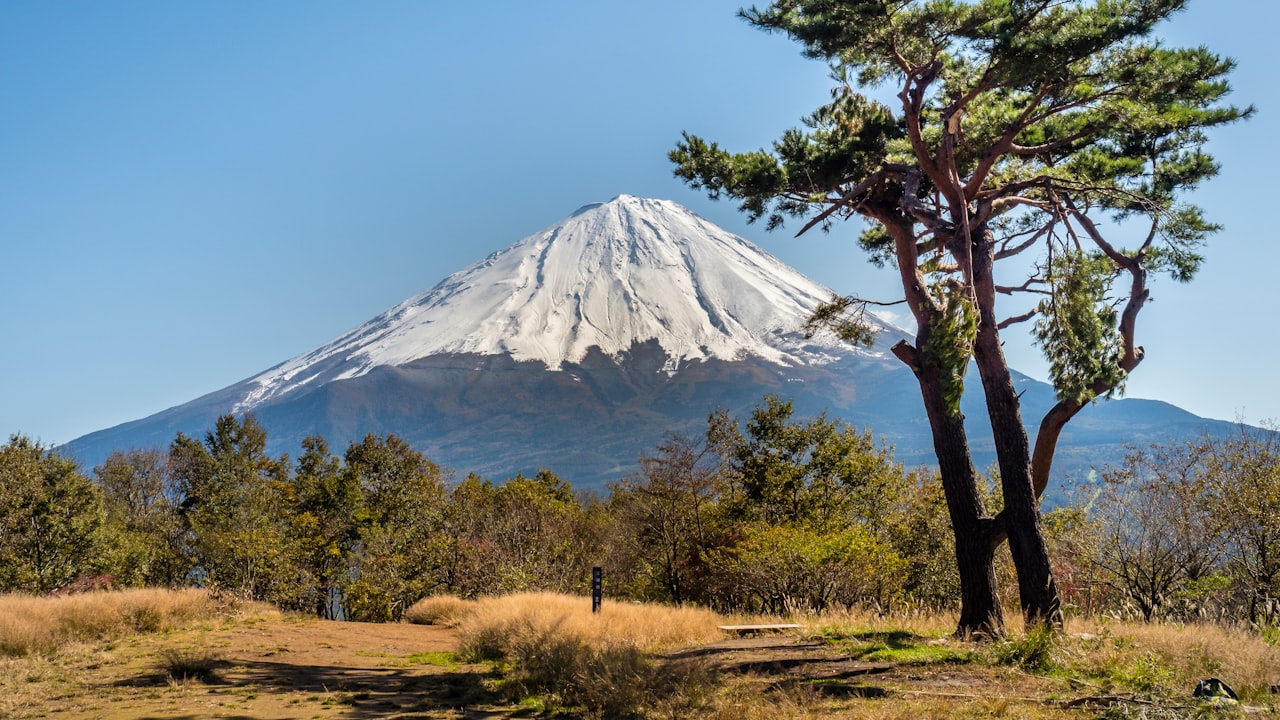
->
[455, 592, 724, 717]
[991, 623, 1060, 673]
[0, 589, 234, 657]
[458, 592, 723, 658]
[403, 594, 476, 627]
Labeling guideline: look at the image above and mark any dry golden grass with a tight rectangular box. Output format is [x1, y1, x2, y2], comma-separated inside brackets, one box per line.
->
[1063, 615, 1280, 702]
[0, 588, 265, 657]
[403, 593, 476, 627]
[795, 604, 960, 640]
[457, 591, 724, 658]
[0, 586, 1273, 720]
[454, 592, 726, 716]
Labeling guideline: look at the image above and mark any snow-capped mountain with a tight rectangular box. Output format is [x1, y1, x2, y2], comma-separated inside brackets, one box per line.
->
[62, 196, 1230, 489]
[234, 195, 890, 412]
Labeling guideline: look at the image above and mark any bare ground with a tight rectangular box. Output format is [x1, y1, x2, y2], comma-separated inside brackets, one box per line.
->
[5, 617, 506, 719]
[7, 615, 1262, 719]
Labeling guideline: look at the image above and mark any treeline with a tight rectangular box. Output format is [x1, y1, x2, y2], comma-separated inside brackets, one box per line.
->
[2, 397, 1277, 628]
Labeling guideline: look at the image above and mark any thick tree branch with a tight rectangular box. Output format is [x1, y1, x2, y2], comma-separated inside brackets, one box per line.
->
[793, 169, 897, 238]
[901, 177, 950, 233]
[899, 60, 953, 198]
[966, 87, 1049, 197]
[997, 309, 1039, 330]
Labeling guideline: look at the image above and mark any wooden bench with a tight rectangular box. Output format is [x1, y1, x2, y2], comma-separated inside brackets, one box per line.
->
[717, 623, 802, 637]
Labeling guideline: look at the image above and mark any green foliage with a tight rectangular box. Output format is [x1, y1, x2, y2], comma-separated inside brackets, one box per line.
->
[1034, 250, 1126, 404]
[713, 395, 902, 528]
[94, 449, 189, 588]
[922, 286, 977, 417]
[0, 436, 104, 593]
[170, 415, 295, 604]
[804, 294, 880, 346]
[673, 0, 1248, 395]
[821, 629, 973, 665]
[885, 472, 961, 610]
[991, 624, 1060, 673]
[341, 433, 447, 621]
[289, 436, 361, 618]
[706, 521, 903, 613]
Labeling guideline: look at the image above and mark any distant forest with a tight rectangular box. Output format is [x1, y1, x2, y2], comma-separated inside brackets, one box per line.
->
[2, 396, 1278, 628]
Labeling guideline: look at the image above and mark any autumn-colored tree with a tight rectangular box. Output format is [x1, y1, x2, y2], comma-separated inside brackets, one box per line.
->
[613, 433, 724, 603]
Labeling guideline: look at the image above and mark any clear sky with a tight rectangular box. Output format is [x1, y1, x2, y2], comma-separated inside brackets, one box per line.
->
[2, 1, 1275, 448]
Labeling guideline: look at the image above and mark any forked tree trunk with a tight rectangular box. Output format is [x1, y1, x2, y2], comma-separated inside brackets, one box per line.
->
[971, 230, 1062, 627]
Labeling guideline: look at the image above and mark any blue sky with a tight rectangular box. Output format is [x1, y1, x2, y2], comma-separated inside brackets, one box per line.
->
[1, 1, 1275, 449]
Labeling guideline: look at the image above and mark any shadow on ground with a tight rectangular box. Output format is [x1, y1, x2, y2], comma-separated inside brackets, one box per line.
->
[113, 657, 511, 719]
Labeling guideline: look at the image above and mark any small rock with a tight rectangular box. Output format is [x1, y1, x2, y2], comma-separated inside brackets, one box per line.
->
[1193, 678, 1238, 701]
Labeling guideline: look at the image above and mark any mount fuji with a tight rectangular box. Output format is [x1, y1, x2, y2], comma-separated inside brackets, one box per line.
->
[63, 195, 1228, 488]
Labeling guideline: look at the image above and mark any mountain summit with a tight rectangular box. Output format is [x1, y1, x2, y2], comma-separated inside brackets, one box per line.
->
[236, 195, 890, 412]
[64, 196, 1226, 488]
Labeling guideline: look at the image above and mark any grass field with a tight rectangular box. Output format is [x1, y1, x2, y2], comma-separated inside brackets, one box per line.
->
[3, 589, 1278, 718]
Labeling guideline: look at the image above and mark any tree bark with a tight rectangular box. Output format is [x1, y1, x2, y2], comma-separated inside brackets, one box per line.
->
[969, 227, 1062, 627]
[893, 338, 1004, 637]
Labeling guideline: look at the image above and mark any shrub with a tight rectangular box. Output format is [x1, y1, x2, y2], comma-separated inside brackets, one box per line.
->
[158, 647, 224, 683]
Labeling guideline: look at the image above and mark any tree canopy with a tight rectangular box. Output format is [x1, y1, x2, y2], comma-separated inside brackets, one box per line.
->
[672, 0, 1248, 635]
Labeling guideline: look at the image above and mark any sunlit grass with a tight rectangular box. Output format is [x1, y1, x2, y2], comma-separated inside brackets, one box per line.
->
[1061, 615, 1280, 703]
[0, 588, 243, 657]
[449, 592, 724, 716]
[403, 593, 475, 627]
[456, 591, 724, 658]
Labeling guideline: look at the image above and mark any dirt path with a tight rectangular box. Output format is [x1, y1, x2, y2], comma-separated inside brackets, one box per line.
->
[10, 617, 507, 720]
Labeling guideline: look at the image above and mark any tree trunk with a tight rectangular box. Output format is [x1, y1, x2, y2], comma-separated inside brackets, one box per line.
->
[893, 339, 1004, 637]
[970, 229, 1062, 628]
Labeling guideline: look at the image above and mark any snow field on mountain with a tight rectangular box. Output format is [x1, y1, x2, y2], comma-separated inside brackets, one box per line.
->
[236, 195, 892, 411]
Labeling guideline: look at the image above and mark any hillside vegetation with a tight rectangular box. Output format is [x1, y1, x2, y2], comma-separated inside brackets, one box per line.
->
[3, 398, 1279, 631]
[3, 397, 1280, 715]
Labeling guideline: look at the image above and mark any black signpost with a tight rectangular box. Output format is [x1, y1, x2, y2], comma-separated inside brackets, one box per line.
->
[591, 566, 602, 613]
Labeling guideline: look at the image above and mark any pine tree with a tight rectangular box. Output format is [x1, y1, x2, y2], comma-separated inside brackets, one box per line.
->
[672, 0, 1248, 635]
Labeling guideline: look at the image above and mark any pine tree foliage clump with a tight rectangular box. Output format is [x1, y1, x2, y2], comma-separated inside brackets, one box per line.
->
[671, 0, 1248, 635]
